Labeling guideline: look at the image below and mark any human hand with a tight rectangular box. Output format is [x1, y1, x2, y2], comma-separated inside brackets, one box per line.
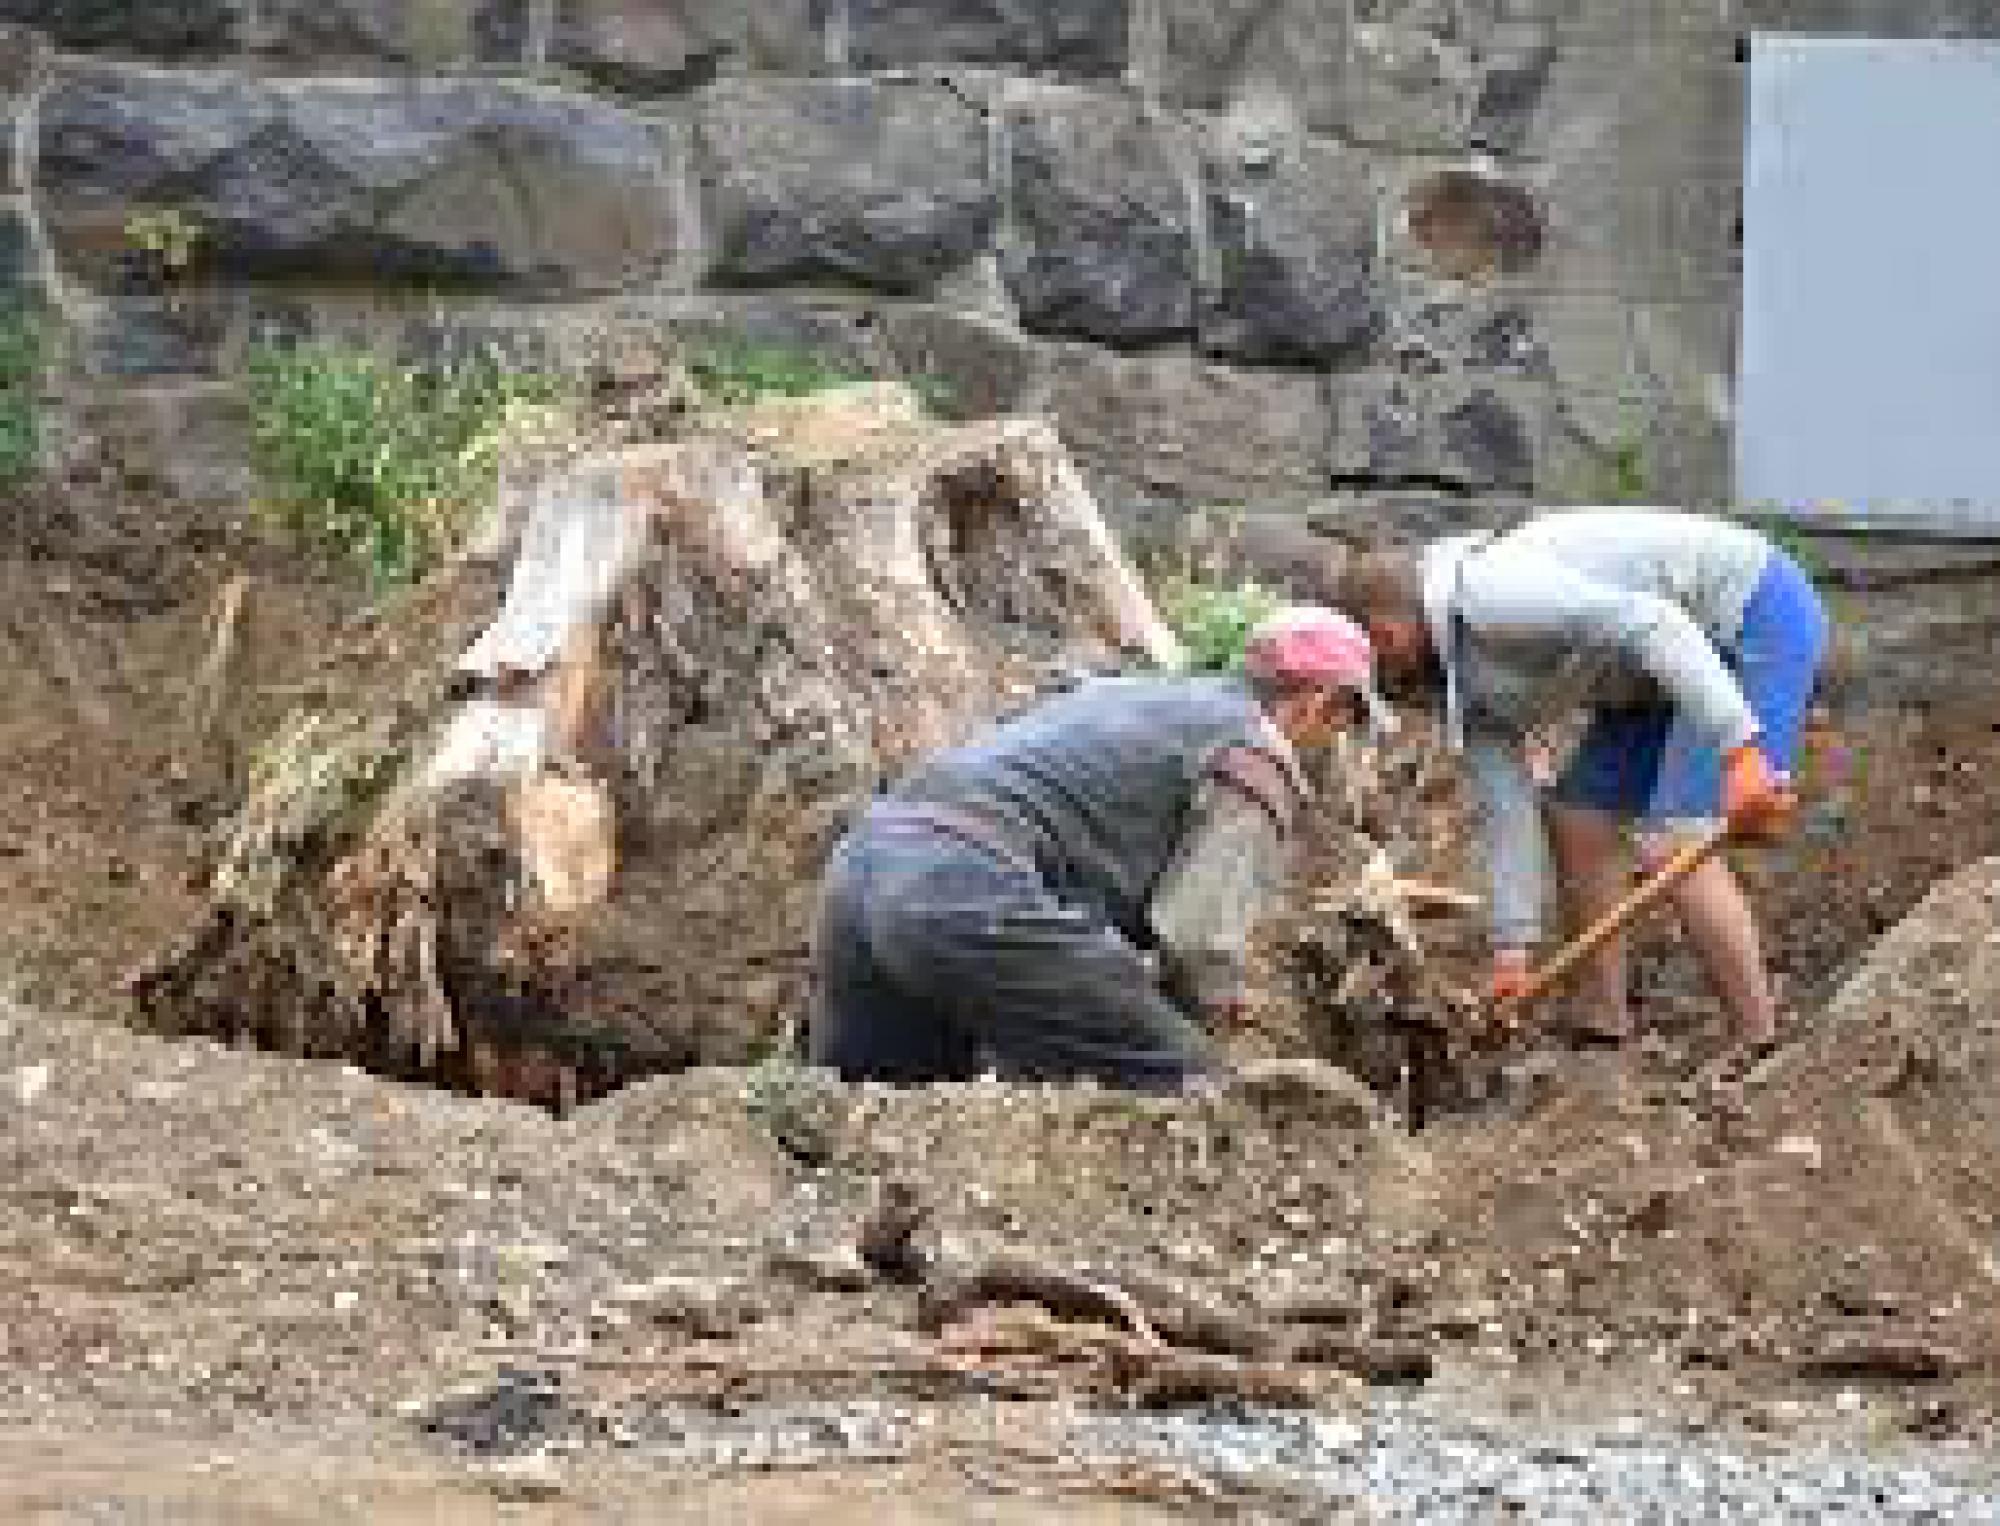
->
[1489, 948, 1534, 1005]
[1524, 737, 1557, 788]
[1723, 741, 1797, 842]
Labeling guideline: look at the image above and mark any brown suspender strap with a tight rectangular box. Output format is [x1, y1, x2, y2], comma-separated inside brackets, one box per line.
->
[1206, 745, 1299, 837]
[865, 802, 1039, 874]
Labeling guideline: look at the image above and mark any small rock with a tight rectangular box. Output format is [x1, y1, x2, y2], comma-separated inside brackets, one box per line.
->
[1425, 1300, 1502, 1340]
[769, 1244, 872, 1293]
[9, 1064, 49, 1105]
[858, 1178, 931, 1283]
[606, 1275, 763, 1338]
[1228, 1058, 1384, 1130]
[472, 1452, 565, 1503]
[1907, 1397, 1960, 1438]
[1825, 1282, 1903, 1318]
[587, 1302, 632, 1333]
[1775, 1134, 1823, 1170]
[497, 1242, 570, 1272]
[310, 1126, 363, 1167]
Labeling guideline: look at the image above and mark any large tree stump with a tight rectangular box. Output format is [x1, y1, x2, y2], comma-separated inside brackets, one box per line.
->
[130, 386, 1181, 1103]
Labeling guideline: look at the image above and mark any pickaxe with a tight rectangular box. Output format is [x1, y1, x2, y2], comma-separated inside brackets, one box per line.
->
[1495, 823, 1733, 1025]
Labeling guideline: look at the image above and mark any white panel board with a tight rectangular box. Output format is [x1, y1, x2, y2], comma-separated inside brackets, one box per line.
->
[1739, 36, 2000, 534]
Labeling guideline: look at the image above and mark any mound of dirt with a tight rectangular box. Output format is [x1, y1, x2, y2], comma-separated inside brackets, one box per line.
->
[0, 991, 1422, 1429]
[6, 861, 2000, 1442]
[1398, 857, 2000, 1394]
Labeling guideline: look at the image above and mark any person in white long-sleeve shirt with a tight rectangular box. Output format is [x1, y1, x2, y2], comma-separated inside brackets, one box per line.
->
[1333, 509, 1829, 1063]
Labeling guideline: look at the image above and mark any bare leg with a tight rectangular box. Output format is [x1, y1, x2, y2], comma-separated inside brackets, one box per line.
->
[1643, 835, 1780, 1048]
[1546, 803, 1633, 1040]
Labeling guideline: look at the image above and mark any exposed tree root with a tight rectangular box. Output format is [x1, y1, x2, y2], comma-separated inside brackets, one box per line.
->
[124, 387, 1183, 1103]
[919, 1250, 1434, 1395]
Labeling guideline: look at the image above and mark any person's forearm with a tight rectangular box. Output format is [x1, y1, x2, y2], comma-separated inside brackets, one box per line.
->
[1150, 781, 1286, 1017]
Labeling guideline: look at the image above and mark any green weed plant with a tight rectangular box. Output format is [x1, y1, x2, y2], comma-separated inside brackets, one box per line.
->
[0, 301, 45, 485]
[1165, 579, 1284, 674]
[246, 341, 567, 588]
[682, 338, 872, 408]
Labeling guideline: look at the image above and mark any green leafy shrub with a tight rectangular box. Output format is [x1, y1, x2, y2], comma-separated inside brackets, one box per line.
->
[1605, 435, 1650, 501]
[682, 338, 872, 408]
[1164, 579, 1284, 673]
[0, 301, 45, 485]
[676, 336, 958, 416]
[123, 207, 207, 282]
[246, 341, 568, 587]
[0, 393, 37, 484]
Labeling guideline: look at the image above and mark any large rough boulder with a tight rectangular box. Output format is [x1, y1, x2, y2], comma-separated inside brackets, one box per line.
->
[1158, 0, 1555, 151]
[1199, 124, 1379, 366]
[40, 63, 678, 293]
[695, 79, 996, 295]
[240, 0, 510, 65]
[1341, 16, 1487, 151]
[1466, 22, 1559, 155]
[0, 0, 236, 56]
[540, 0, 822, 93]
[130, 385, 1181, 1103]
[1046, 345, 1331, 509]
[0, 0, 538, 63]
[844, 0, 1129, 76]
[1329, 370, 1543, 493]
[1158, 0, 1351, 126]
[1001, 94, 1197, 347]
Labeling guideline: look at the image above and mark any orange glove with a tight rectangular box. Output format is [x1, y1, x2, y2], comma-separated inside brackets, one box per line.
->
[1489, 948, 1534, 1005]
[1723, 741, 1796, 842]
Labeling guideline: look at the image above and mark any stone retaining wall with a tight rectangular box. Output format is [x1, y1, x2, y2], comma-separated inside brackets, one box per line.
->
[4, 0, 1995, 539]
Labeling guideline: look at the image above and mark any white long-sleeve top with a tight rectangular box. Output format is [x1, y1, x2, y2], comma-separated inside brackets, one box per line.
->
[1424, 509, 1774, 948]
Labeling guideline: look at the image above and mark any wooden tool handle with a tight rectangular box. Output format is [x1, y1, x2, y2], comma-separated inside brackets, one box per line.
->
[1509, 826, 1731, 1011]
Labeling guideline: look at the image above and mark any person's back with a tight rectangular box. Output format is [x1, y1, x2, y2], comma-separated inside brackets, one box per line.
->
[1480, 509, 1771, 644]
[807, 605, 1384, 1091]
[1423, 509, 1779, 735]
[889, 674, 1277, 944]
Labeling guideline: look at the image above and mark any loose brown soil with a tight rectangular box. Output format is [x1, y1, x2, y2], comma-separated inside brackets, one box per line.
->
[6, 466, 2000, 1513]
[0, 483, 354, 1023]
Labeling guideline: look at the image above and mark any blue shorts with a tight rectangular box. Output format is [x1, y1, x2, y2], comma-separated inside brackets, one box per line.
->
[1549, 551, 1829, 826]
